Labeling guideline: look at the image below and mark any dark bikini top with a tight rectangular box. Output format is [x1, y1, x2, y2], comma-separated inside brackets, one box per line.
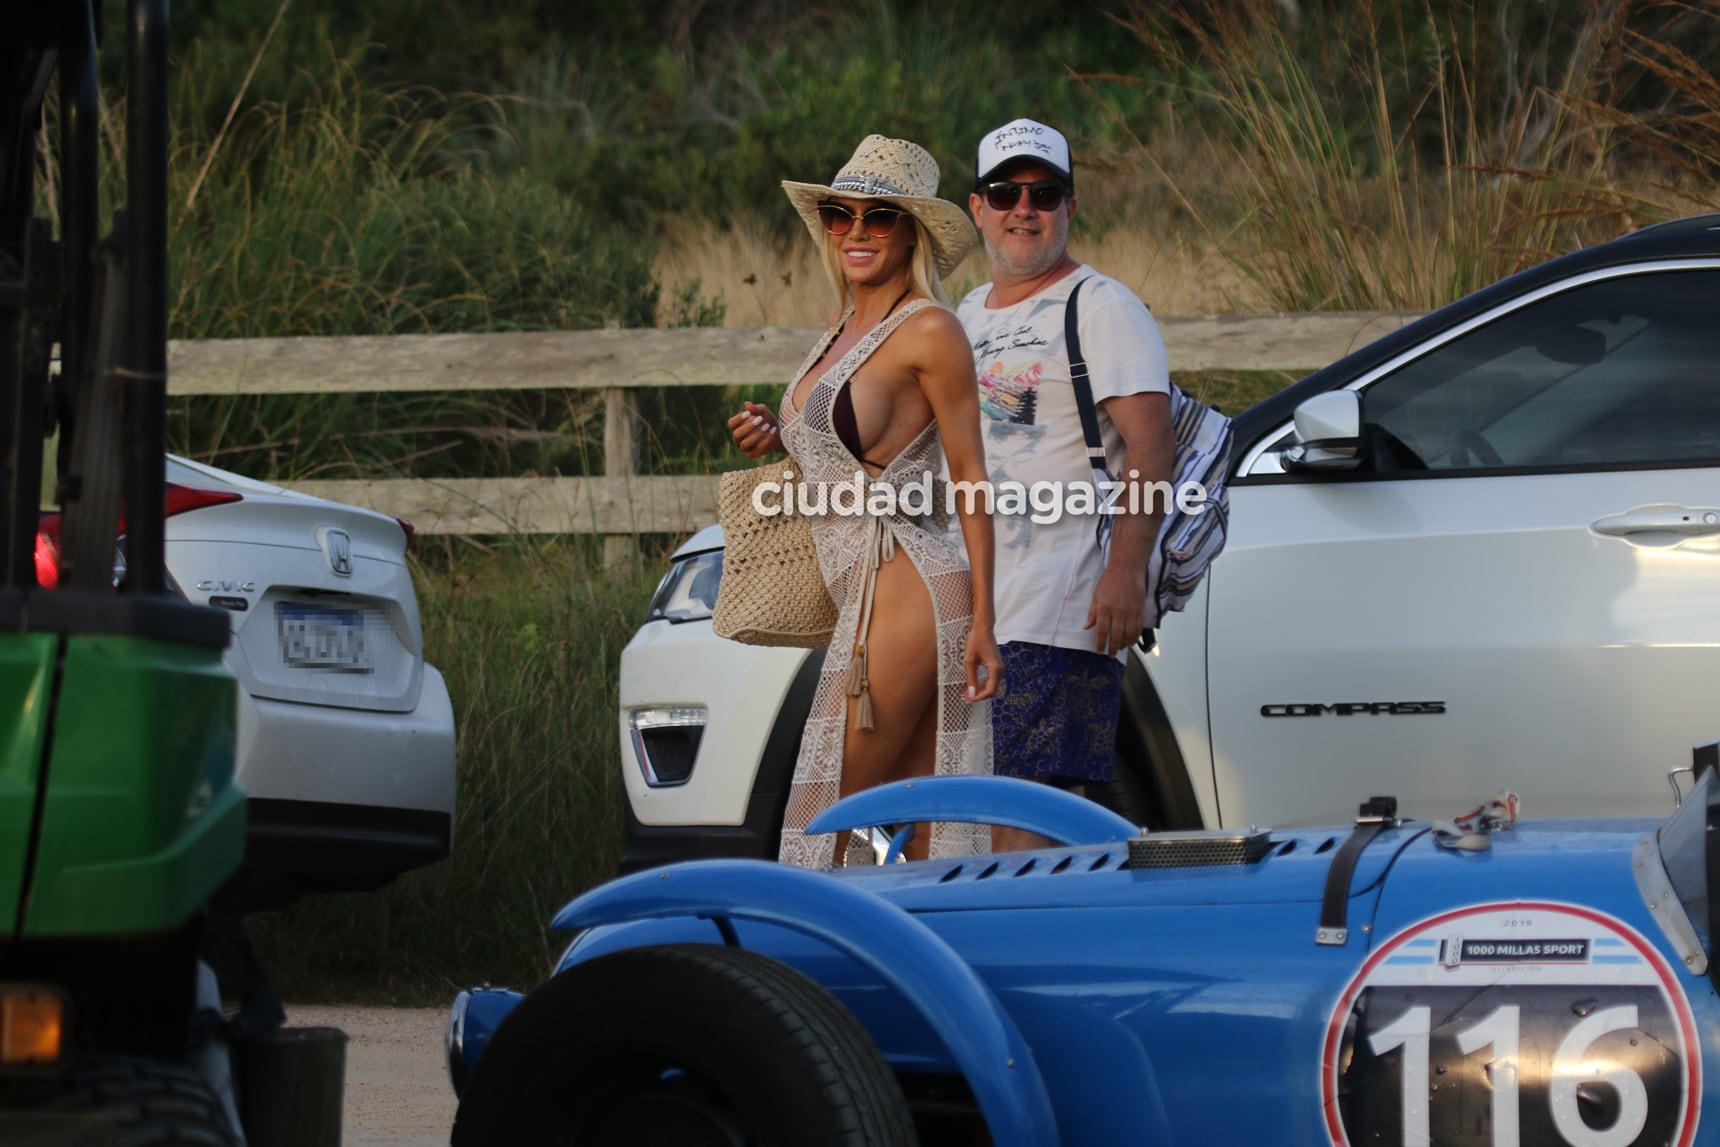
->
[829, 287, 913, 470]
[832, 382, 886, 469]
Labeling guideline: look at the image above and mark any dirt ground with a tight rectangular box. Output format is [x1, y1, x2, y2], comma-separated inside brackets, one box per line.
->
[286, 1004, 455, 1147]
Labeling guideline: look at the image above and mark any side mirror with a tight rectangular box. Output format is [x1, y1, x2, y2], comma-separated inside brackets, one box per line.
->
[1282, 390, 1362, 472]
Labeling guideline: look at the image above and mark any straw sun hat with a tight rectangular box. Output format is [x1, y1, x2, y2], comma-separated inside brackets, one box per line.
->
[782, 135, 978, 277]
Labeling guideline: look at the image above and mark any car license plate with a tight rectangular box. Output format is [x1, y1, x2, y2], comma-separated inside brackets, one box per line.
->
[278, 602, 371, 672]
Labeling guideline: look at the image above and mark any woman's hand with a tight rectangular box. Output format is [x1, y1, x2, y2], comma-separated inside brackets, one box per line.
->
[963, 623, 1003, 702]
[728, 401, 784, 458]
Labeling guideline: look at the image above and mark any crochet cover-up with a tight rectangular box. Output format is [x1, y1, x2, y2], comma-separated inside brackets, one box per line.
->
[775, 298, 992, 869]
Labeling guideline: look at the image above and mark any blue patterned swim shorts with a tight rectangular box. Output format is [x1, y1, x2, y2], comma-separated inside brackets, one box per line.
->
[991, 641, 1125, 786]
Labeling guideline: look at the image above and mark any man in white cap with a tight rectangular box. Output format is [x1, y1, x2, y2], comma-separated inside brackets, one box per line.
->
[957, 118, 1176, 849]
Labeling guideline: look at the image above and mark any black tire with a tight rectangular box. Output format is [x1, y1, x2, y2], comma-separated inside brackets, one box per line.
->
[1089, 768, 1149, 827]
[25, 1057, 238, 1146]
[453, 943, 916, 1147]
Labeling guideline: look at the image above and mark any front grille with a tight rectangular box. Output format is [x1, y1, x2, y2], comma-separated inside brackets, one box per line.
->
[1125, 829, 1275, 869]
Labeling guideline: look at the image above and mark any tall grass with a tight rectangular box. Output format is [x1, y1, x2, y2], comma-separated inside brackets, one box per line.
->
[1112, 1, 1640, 312]
[1582, 0, 1720, 214]
[650, 154, 1250, 329]
[35, 46, 671, 481]
[161, 54, 670, 478]
[250, 540, 661, 1003]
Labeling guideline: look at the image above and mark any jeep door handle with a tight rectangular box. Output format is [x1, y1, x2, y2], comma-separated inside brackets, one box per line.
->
[1592, 505, 1720, 540]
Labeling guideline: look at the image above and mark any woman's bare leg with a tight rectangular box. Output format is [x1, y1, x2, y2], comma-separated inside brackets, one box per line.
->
[836, 547, 938, 861]
[876, 689, 940, 861]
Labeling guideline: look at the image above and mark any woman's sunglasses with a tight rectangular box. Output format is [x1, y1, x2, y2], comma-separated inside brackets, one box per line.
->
[979, 180, 1069, 213]
[817, 203, 906, 238]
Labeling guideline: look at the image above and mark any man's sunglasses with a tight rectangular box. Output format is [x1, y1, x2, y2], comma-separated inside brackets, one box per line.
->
[817, 203, 907, 238]
[978, 180, 1069, 212]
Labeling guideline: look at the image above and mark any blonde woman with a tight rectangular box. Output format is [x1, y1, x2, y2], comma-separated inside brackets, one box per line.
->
[728, 136, 1000, 868]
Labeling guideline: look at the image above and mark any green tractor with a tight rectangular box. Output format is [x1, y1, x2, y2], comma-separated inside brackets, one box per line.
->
[0, 3, 323, 1142]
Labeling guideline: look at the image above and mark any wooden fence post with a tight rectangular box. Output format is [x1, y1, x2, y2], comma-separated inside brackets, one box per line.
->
[602, 385, 640, 571]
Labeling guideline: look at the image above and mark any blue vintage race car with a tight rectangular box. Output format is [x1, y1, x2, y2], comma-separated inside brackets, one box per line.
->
[447, 748, 1720, 1146]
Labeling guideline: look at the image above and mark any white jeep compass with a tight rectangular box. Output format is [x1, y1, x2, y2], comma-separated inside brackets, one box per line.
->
[618, 215, 1720, 869]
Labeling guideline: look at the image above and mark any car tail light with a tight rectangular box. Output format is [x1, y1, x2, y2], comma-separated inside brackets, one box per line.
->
[34, 481, 242, 589]
[395, 516, 416, 552]
[33, 526, 61, 589]
[162, 483, 243, 519]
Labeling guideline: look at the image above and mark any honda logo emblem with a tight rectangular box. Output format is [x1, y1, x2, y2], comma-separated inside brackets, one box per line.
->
[325, 528, 352, 576]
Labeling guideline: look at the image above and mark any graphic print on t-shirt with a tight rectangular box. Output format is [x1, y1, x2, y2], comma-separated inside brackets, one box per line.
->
[979, 360, 1041, 426]
[958, 268, 1170, 654]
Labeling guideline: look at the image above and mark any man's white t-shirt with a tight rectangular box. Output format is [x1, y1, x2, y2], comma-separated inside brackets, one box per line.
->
[956, 267, 1170, 655]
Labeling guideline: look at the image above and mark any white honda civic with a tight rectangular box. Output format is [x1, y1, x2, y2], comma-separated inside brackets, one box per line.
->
[37, 455, 457, 907]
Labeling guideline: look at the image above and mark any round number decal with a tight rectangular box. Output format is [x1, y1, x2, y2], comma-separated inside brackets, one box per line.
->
[1322, 902, 1700, 1147]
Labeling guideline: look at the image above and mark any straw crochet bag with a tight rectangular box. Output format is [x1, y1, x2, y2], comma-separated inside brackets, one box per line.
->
[712, 459, 837, 648]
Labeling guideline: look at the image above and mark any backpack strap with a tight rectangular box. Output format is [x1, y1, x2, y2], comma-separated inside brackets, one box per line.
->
[1063, 278, 1113, 550]
[1063, 278, 1110, 481]
[1066, 277, 1234, 643]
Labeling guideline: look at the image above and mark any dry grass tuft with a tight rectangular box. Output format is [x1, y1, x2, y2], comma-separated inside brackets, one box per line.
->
[653, 203, 1250, 328]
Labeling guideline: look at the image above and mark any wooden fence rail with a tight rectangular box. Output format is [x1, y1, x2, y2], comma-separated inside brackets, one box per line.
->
[164, 312, 1423, 545]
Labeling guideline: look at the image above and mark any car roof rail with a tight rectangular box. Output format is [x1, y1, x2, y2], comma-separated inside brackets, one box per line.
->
[1620, 212, 1720, 239]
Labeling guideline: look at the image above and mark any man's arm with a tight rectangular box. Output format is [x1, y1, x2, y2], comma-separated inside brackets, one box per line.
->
[1086, 390, 1175, 655]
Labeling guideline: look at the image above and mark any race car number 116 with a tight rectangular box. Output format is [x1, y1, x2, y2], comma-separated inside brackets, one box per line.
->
[1322, 903, 1700, 1147]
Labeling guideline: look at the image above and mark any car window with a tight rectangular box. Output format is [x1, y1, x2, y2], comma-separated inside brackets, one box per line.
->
[1362, 269, 1720, 472]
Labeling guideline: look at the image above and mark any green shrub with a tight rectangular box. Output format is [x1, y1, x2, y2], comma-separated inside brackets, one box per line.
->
[476, 3, 1166, 231]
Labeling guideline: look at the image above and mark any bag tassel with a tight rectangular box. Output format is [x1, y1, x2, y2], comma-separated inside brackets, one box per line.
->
[846, 514, 886, 733]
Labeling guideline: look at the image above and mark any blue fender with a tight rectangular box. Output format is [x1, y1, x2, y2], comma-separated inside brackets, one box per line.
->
[806, 775, 1139, 844]
[553, 859, 1059, 1147]
[447, 986, 524, 1097]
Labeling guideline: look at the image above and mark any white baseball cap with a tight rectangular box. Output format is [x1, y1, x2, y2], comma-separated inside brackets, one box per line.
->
[975, 118, 1073, 188]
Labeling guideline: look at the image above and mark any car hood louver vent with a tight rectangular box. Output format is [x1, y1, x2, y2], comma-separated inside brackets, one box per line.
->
[937, 849, 1125, 884]
[926, 831, 1278, 885]
[1125, 829, 1275, 869]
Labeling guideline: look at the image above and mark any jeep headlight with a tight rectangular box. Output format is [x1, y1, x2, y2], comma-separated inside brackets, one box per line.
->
[645, 550, 723, 624]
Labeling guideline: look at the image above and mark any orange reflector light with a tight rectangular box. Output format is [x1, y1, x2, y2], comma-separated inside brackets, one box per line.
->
[1, 990, 64, 1065]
